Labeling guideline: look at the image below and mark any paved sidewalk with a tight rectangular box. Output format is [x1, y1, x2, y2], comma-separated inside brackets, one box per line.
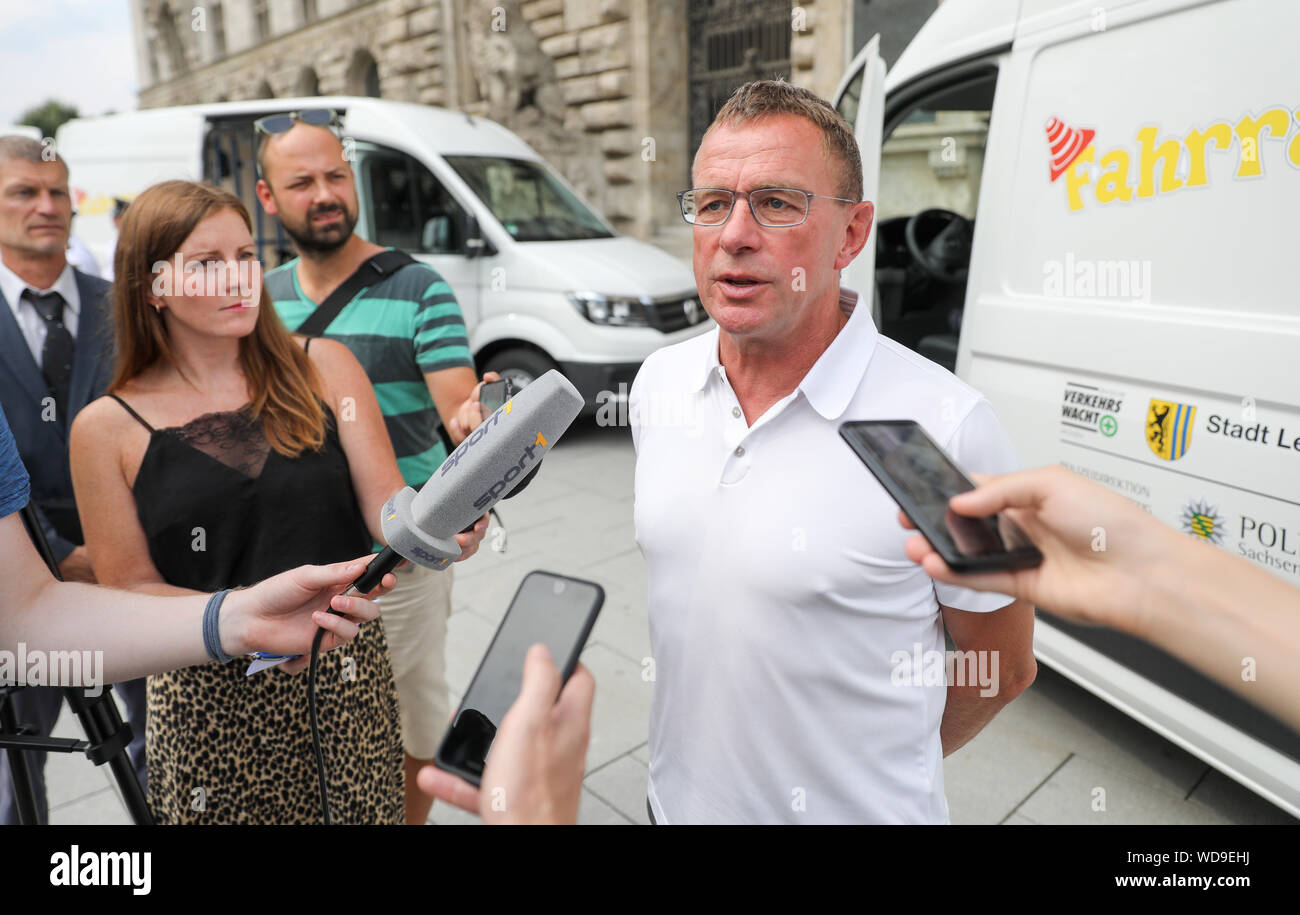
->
[34, 418, 1299, 825]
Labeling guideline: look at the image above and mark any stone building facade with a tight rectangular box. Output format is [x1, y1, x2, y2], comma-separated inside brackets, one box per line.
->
[130, 0, 887, 243]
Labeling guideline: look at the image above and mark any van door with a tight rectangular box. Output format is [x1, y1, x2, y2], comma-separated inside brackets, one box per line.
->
[202, 116, 294, 266]
[349, 141, 481, 331]
[833, 35, 885, 325]
[959, 0, 1300, 814]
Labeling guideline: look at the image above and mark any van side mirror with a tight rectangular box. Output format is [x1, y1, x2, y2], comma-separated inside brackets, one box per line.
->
[464, 213, 491, 259]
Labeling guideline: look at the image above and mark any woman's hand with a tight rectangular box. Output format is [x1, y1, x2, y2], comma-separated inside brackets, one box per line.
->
[217, 555, 396, 665]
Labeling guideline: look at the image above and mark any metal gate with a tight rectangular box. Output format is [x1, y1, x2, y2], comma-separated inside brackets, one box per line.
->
[687, 0, 793, 161]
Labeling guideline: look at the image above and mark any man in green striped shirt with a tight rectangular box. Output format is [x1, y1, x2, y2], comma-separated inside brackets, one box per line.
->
[257, 118, 492, 825]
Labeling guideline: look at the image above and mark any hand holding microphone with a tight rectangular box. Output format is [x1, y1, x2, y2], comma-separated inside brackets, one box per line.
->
[247, 370, 585, 673]
[357, 368, 584, 590]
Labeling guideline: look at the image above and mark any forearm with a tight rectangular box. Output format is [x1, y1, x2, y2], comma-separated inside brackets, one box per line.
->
[125, 580, 206, 599]
[941, 685, 1011, 756]
[8, 579, 211, 682]
[1137, 534, 1300, 731]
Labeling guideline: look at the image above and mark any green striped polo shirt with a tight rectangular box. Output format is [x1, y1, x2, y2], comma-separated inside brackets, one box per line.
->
[266, 256, 474, 490]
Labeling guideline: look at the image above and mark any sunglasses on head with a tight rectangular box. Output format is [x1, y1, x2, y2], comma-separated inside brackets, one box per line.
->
[253, 108, 341, 136]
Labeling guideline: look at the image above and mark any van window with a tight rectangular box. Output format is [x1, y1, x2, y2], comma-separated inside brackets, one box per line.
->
[445, 156, 613, 242]
[875, 68, 997, 371]
[202, 118, 295, 266]
[353, 142, 469, 255]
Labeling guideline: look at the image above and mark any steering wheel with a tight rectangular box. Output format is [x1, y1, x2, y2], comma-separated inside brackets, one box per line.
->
[904, 208, 973, 284]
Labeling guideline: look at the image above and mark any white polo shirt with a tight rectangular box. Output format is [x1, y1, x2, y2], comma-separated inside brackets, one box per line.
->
[630, 289, 1019, 824]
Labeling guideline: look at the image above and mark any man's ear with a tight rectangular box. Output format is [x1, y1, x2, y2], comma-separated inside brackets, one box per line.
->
[255, 178, 278, 216]
[834, 200, 875, 272]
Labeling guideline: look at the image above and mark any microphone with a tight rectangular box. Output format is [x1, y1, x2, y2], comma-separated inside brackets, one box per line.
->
[351, 369, 584, 594]
[304, 370, 580, 823]
[245, 369, 584, 676]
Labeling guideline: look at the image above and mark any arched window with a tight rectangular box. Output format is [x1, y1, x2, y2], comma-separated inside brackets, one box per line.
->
[347, 48, 381, 97]
[295, 67, 320, 97]
[253, 0, 270, 41]
[155, 3, 189, 78]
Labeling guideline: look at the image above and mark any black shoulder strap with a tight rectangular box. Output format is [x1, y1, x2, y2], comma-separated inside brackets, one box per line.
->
[295, 249, 417, 338]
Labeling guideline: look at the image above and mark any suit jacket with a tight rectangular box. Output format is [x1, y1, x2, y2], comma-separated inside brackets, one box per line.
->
[0, 268, 115, 563]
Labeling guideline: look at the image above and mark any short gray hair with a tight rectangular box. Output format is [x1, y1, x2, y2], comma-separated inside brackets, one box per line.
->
[0, 135, 66, 172]
[699, 79, 862, 202]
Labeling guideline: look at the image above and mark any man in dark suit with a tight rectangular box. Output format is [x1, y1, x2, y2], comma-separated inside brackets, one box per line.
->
[0, 135, 146, 823]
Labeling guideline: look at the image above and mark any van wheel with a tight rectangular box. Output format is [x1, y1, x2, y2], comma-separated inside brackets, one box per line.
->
[482, 348, 556, 390]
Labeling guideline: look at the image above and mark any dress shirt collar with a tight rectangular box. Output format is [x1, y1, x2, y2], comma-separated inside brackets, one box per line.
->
[0, 257, 80, 323]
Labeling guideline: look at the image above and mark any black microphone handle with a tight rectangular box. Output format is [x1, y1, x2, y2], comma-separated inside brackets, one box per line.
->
[347, 546, 404, 597]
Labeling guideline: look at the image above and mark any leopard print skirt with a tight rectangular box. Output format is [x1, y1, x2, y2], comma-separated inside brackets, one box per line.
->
[145, 617, 403, 825]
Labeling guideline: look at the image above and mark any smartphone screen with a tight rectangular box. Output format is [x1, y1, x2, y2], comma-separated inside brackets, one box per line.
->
[839, 420, 1041, 570]
[479, 379, 514, 421]
[436, 571, 604, 784]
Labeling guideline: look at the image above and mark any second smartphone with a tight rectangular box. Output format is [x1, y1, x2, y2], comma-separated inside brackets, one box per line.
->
[839, 419, 1043, 573]
[433, 571, 604, 786]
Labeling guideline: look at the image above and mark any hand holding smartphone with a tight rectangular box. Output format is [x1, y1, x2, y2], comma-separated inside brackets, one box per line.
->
[478, 378, 514, 420]
[839, 420, 1043, 573]
[434, 571, 604, 786]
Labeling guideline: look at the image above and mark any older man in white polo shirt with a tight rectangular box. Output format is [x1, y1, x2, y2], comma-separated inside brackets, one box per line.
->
[630, 81, 1037, 824]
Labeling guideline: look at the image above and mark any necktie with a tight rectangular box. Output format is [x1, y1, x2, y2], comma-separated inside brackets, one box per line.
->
[25, 289, 75, 421]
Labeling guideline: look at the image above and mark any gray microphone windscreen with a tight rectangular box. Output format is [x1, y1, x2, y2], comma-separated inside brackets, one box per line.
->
[408, 369, 584, 537]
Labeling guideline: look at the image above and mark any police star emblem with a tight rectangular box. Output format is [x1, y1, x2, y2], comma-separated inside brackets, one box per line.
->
[1180, 498, 1225, 544]
[1146, 398, 1196, 461]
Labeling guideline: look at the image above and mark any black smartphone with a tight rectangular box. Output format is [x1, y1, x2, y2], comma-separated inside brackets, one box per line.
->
[839, 420, 1043, 573]
[434, 571, 604, 786]
[479, 378, 515, 420]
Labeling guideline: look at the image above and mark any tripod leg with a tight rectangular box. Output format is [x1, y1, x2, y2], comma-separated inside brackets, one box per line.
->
[64, 686, 154, 825]
[0, 691, 42, 825]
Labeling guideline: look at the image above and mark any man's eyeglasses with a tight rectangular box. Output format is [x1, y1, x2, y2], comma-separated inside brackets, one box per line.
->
[677, 187, 858, 227]
[253, 108, 341, 136]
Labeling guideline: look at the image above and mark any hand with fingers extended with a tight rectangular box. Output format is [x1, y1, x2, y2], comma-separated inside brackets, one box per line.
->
[899, 465, 1164, 630]
[900, 465, 1300, 732]
[221, 553, 397, 674]
[418, 643, 595, 824]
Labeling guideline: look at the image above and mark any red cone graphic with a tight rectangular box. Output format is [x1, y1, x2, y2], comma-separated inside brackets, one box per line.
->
[1045, 117, 1096, 182]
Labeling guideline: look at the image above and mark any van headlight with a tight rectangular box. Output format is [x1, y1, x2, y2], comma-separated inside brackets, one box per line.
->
[567, 291, 651, 327]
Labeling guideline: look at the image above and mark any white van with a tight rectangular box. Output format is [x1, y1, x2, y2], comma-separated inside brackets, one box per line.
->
[835, 0, 1300, 816]
[55, 97, 709, 406]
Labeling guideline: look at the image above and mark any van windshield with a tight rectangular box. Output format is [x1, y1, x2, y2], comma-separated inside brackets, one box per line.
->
[445, 156, 614, 242]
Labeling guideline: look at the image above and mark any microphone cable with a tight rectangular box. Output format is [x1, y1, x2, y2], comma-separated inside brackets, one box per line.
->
[308, 623, 333, 824]
[304, 507, 509, 824]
